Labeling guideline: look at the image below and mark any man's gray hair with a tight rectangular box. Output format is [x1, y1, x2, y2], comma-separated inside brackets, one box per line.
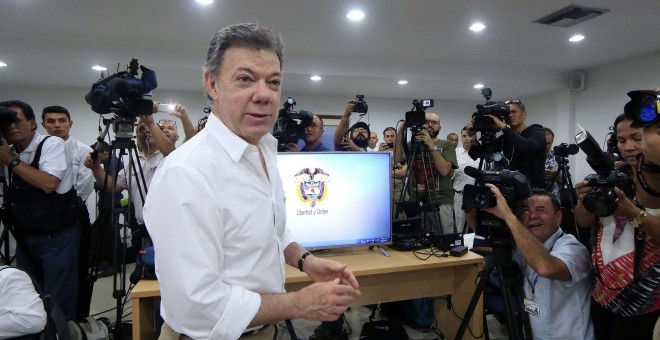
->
[204, 22, 284, 77]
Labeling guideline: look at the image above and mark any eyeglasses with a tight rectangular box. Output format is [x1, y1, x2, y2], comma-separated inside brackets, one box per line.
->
[424, 120, 440, 126]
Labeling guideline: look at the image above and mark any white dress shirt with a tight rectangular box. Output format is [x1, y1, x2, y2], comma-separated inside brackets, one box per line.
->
[64, 137, 94, 201]
[452, 146, 480, 192]
[12, 132, 74, 194]
[143, 114, 293, 340]
[0, 266, 47, 339]
[116, 150, 164, 224]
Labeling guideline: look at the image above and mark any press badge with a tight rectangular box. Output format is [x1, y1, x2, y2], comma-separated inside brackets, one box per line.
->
[523, 298, 541, 317]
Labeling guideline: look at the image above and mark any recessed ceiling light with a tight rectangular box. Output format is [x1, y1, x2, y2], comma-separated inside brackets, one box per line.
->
[347, 10, 365, 21]
[469, 22, 485, 32]
[0, 61, 7, 67]
[473, 84, 484, 89]
[196, 0, 213, 4]
[92, 65, 107, 71]
[569, 35, 585, 42]
[398, 80, 408, 85]
[310, 75, 322, 81]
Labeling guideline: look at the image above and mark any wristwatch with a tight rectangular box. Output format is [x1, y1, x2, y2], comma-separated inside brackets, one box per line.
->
[629, 210, 648, 229]
[431, 146, 440, 152]
[7, 158, 21, 171]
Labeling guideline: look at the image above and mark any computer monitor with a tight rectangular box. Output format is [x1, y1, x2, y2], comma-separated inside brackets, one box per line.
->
[277, 151, 392, 250]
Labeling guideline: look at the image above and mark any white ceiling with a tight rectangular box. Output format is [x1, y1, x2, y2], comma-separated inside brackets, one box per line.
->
[1, 0, 659, 102]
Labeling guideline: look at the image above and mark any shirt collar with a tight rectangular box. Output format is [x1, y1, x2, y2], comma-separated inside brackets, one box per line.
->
[205, 113, 276, 163]
[542, 228, 565, 250]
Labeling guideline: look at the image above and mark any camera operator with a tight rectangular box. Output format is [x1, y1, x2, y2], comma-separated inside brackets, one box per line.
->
[394, 112, 457, 235]
[468, 99, 546, 189]
[0, 100, 79, 321]
[83, 113, 174, 246]
[333, 100, 370, 151]
[474, 185, 594, 339]
[575, 110, 660, 339]
[284, 114, 331, 152]
[156, 102, 197, 145]
[543, 127, 561, 196]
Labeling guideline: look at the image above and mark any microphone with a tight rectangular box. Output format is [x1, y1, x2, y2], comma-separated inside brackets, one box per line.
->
[464, 166, 482, 180]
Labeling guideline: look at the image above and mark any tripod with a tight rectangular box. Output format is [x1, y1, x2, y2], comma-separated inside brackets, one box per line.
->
[395, 135, 443, 235]
[456, 243, 532, 340]
[86, 117, 150, 339]
[551, 155, 580, 241]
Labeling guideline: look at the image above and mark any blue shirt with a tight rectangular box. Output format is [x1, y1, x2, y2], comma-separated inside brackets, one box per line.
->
[301, 142, 331, 152]
[514, 229, 594, 340]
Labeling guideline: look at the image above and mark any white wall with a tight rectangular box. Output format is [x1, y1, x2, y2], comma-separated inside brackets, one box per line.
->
[1, 49, 658, 209]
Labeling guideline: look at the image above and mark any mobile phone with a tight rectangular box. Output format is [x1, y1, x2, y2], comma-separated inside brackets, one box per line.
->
[387, 142, 394, 148]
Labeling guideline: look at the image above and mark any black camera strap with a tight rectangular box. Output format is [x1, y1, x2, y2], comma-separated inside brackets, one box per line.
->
[636, 155, 660, 197]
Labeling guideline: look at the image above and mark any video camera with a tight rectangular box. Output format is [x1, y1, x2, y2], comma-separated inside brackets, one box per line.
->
[352, 94, 368, 114]
[462, 166, 531, 247]
[553, 143, 579, 158]
[575, 128, 634, 217]
[272, 97, 313, 151]
[0, 106, 18, 142]
[85, 59, 157, 117]
[625, 90, 659, 126]
[472, 88, 510, 132]
[405, 99, 434, 131]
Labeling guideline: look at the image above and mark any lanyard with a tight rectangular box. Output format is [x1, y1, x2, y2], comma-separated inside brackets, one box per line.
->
[523, 232, 564, 294]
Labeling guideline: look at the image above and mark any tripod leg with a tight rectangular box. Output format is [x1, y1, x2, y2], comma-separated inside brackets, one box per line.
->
[456, 257, 493, 339]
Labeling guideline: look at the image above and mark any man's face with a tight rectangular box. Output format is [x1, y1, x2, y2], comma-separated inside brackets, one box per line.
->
[303, 115, 323, 145]
[642, 121, 660, 165]
[368, 132, 378, 148]
[424, 112, 440, 138]
[159, 119, 179, 144]
[204, 47, 281, 145]
[3, 107, 36, 145]
[42, 112, 72, 140]
[383, 130, 396, 144]
[351, 127, 369, 142]
[461, 129, 471, 148]
[521, 195, 561, 243]
[507, 103, 526, 128]
[136, 120, 155, 150]
[447, 133, 458, 145]
[545, 132, 553, 155]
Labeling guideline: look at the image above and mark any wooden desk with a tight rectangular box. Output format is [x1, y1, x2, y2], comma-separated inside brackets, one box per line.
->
[131, 249, 484, 340]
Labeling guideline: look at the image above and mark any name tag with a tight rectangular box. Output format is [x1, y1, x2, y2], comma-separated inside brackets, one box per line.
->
[523, 298, 541, 317]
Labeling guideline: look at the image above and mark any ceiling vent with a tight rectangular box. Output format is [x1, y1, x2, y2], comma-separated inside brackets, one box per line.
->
[534, 5, 609, 28]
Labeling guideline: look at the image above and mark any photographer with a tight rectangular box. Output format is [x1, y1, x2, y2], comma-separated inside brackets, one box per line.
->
[333, 99, 370, 151]
[284, 114, 331, 152]
[394, 112, 457, 235]
[575, 111, 660, 339]
[0, 100, 79, 321]
[476, 185, 594, 339]
[468, 99, 546, 189]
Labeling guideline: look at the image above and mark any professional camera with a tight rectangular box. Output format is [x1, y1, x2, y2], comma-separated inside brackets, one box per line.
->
[353, 94, 369, 114]
[405, 99, 434, 130]
[462, 166, 531, 248]
[575, 128, 634, 217]
[624, 89, 659, 126]
[272, 97, 313, 150]
[0, 106, 18, 141]
[85, 59, 157, 117]
[472, 88, 510, 132]
[553, 143, 579, 158]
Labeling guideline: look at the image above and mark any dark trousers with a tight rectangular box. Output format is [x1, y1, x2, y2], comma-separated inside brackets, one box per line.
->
[591, 298, 660, 340]
[16, 224, 80, 321]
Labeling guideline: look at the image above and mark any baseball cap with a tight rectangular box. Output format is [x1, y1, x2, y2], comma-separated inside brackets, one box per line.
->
[350, 121, 370, 134]
[624, 89, 660, 128]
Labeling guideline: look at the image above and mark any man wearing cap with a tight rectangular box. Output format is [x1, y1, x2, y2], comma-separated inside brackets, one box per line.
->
[333, 100, 370, 152]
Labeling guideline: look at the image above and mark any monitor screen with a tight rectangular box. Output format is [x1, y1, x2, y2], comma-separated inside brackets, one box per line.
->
[277, 151, 392, 250]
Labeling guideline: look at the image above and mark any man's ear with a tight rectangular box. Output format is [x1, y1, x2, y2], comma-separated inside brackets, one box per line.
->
[204, 72, 218, 101]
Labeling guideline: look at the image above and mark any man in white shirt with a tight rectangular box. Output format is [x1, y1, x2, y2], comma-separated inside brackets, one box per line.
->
[143, 23, 360, 340]
[0, 266, 47, 338]
[41, 106, 94, 202]
[0, 100, 78, 320]
[367, 131, 378, 151]
[453, 126, 481, 232]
